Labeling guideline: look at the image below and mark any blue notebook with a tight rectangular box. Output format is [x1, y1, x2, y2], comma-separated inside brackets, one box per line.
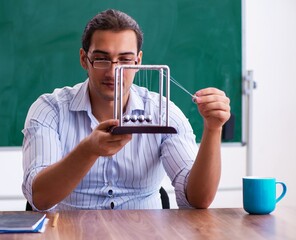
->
[0, 212, 47, 233]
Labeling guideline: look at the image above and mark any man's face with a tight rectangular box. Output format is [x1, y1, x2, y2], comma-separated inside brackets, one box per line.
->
[80, 30, 142, 103]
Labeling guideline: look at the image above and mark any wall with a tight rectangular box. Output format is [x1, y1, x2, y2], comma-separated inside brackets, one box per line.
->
[0, 149, 25, 210]
[245, 0, 296, 208]
[1, 0, 296, 210]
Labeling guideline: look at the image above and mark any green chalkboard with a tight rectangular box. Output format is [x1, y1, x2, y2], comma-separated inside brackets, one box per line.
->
[0, 0, 242, 146]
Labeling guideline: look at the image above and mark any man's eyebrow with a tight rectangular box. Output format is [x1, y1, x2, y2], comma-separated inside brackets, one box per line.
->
[91, 49, 109, 55]
[91, 49, 136, 56]
[118, 52, 136, 56]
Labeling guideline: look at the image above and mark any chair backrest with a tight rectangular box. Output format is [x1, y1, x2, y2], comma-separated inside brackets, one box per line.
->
[159, 187, 170, 209]
[25, 201, 33, 211]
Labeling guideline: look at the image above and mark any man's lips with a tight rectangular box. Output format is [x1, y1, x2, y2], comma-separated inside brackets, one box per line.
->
[102, 81, 114, 88]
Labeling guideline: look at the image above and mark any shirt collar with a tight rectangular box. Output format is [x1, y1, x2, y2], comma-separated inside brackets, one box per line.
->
[69, 79, 91, 113]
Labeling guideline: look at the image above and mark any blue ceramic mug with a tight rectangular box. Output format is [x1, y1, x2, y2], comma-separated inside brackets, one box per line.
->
[243, 177, 287, 215]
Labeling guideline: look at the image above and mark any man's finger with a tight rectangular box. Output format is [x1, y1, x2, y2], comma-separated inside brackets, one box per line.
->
[96, 119, 119, 131]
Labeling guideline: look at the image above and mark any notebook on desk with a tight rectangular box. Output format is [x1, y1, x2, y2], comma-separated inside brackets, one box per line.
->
[0, 211, 47, 233]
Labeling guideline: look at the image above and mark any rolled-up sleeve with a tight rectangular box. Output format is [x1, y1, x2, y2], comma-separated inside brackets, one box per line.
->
[22, 97, 61, 211]
[173, 166, 194, 208]
[160, 103, 198, 209]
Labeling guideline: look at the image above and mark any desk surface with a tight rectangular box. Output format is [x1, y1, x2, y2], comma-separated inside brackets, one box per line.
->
[0, 207, 295, 240]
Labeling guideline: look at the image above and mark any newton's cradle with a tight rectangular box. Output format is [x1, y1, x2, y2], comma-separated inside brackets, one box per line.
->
[109, 65, 177, 134]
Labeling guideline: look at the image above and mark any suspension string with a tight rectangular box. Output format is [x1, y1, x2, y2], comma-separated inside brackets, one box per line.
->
[134, 70, 197, 102]
[169, 77, 195, 98]
[163, 73, 197, 102]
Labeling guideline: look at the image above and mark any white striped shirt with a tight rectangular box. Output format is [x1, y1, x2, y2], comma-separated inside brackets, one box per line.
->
[22, 79, 198, 211]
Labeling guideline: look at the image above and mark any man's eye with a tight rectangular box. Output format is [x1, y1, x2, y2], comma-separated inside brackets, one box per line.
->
[120, 59, 132, 62]
[94, 57, 108, 61]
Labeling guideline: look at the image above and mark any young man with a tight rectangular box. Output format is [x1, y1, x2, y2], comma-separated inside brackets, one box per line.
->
[22, 9, 230, 211]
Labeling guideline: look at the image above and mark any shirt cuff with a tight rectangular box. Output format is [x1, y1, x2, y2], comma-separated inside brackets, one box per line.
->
[174, 167, 194, 209]
[22, 167, 57, 212]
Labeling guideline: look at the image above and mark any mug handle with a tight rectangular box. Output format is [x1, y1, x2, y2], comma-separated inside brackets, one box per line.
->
[276, 181, 287, 203]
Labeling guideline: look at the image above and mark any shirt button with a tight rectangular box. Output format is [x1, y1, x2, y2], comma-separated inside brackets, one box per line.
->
[110, 202, 115, 209]
[108, 189, 113, 197]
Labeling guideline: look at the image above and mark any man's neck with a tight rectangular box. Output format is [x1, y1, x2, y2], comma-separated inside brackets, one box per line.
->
[89, 96, 113, 122]
[89, 93, 129, 123]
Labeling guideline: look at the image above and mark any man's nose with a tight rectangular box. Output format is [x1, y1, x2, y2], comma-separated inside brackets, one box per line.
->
[105, 62, 118, 77]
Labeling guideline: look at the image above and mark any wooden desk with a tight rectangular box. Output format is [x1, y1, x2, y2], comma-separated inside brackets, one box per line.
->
[1, 207, 295, 239]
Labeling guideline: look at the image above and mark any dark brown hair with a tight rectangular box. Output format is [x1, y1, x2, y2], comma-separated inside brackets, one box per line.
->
[82, 9, 143, 53]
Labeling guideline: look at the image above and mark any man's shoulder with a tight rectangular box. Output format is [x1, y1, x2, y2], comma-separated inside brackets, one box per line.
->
[25, 81, 88, 126]
[27, 81, 88, 119]
[36, 81, 86, 106]
[47, 82, 85, 100]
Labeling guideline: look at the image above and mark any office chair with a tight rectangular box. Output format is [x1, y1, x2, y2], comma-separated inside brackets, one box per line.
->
[26, 201, 33, 211]
[159, 187, 170, 209]
[26, 187, 170, 210]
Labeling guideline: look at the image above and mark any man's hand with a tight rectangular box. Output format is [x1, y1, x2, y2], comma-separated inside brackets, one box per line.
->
[85, 119, 132, 157]
[193, 88, 231, 130]
[186, 88, 230, 208]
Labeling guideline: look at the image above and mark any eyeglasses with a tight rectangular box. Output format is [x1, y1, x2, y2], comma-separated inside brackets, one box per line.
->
[86, 55, 138, 69]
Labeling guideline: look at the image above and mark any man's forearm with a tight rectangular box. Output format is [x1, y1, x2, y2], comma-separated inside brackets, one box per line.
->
[186, 127, 222, 208]
[32, 139, 98, 210]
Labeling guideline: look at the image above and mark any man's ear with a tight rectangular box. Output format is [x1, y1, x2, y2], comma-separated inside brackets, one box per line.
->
[137, 51, 143, 65]
[80, 48, 88, 70]
[135, 51, 143, 73]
